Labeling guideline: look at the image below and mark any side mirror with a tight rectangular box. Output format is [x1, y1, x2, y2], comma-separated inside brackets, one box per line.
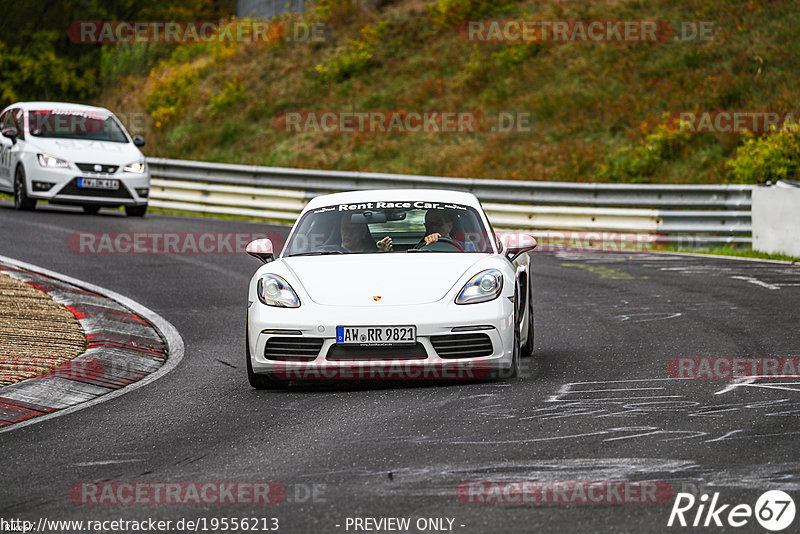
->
[2, 127, 18, 145]
[498, 232, 537, 262]
[246, 238, 275, 264]
[132, 135, 146, 147]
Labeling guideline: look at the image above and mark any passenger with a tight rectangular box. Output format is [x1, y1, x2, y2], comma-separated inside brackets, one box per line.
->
[340, 217, 392, 253]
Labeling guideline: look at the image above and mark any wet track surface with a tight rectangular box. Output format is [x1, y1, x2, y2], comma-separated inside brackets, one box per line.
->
[1, 201, 799, 533]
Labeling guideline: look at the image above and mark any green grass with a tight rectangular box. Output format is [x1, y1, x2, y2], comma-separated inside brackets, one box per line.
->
[95, 0, 800, 184]
[146, 206, 290, 225]
[667, 245, 799, 263]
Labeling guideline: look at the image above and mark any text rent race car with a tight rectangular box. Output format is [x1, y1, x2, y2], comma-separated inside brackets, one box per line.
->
[245, 189, 536, 387]
[0, 102, 149, 216]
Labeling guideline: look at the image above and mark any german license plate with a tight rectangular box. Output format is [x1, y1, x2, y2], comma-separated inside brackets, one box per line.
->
[78, 178, 119, 190]
[336, 325, 416, 345]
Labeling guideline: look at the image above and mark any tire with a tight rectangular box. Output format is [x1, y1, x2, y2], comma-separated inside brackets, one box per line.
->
[13, 166, 36, 211]
[521, 276, 535, 358]
[125, 204, 147, 217]
[82, 205, 100, 215]
[246, 327, 289, 389]
[508, 316, 521, 379]
[495, 290, 521, 380]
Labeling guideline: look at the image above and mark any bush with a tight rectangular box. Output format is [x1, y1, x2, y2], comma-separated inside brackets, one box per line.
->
[210, 79, 246, 114]
[312, 0, 367, 25]
[726, 124, 800, 183]
[428, 0, 516, 27]
[597, 116, 692, 182]
[100, 43, 170, 85]
[315, 20, 388, 82]
[145, 63, 199, 127]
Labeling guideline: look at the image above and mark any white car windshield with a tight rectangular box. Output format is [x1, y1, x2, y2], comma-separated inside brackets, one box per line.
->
[284, 201, 494, 256]
[28, 110, 129, 143]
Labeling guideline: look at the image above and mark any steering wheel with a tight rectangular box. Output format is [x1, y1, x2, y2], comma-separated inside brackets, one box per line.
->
[413, 236, 464, 252]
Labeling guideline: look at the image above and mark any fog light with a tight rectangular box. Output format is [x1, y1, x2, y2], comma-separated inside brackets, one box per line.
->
[135, 188, 149, 198]
[32, 181, 56, 191]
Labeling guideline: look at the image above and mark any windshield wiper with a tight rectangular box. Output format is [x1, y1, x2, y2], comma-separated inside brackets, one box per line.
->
[406, 249, 432, 253]
[287, 251, 345, 257]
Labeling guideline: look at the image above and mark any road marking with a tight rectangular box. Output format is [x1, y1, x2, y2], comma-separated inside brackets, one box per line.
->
[615, 312, 682, 322]
[730, 275, 781, 290]
[74, 459, 144, 466]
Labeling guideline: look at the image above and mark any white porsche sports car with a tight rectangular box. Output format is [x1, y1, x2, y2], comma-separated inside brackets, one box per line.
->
[245, 189, 536, 388]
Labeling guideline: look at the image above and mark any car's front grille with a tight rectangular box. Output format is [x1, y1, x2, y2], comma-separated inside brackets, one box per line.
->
[76, 163, 118, 174]
[326, 343, 427, 361]
[264, 337, 323, 361]
[56, 178, 132, 199]
[431, 333, 494, 358]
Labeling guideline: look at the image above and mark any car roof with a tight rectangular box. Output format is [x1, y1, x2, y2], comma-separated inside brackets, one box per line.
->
[3, 102, 113, 114]
[304, 189, 483, 211]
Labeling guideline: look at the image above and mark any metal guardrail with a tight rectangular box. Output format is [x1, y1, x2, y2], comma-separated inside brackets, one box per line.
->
[147, 158, 754, 246]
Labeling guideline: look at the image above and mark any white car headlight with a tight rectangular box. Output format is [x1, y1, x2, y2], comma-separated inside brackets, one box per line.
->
[37, 154, 69, 168]
[257, 275, 300, 308]
[455, 269, 503, 305]
[124, 161, 145, 174]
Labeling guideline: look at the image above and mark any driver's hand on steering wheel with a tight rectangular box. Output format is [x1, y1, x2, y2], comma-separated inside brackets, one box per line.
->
[377, 236, 393, 252]
[423, 233, 442, 245]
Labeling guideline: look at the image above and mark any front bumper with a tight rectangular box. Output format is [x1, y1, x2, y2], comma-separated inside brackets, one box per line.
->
[25, 163, 149, 207]
[247, 298, 516, 380]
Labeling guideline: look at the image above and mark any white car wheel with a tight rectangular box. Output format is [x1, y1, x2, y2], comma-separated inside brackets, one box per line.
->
[13, 166, 35, 211]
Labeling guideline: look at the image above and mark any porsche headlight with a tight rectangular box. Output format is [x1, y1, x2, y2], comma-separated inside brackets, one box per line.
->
[257, 275, 300, 308]
[37, 154, 69, 168]
[455, 269, 503, 305]
[124, 161, 145, 174]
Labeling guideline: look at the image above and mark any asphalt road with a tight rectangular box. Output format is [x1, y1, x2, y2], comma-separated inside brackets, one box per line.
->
[1, 200, 799, 533]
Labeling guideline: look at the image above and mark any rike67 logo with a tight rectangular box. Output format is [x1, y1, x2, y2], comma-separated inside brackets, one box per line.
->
[668, 490, 796, 531]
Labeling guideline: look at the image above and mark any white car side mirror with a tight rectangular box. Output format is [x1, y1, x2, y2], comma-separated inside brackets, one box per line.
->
[499, 232, 537, 262]
[246, 238, 275, 264]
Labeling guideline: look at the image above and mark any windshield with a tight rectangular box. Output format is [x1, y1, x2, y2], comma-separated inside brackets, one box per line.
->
[283, 201, 494, 256]
[28, 109, 129, 143]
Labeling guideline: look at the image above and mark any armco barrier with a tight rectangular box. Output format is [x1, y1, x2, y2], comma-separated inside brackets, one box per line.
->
[146, 158, 754, 246]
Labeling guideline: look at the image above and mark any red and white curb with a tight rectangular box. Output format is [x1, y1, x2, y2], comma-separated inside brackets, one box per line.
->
[0, 255, 184, 432]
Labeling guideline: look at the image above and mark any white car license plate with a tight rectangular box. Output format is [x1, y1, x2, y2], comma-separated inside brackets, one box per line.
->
[78, 178, 119, 190]
[336, 325, 416, 345]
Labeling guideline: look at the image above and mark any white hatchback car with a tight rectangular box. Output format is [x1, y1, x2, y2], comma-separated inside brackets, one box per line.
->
[245, 189, 536, 388]
[0, 102, 149, 216]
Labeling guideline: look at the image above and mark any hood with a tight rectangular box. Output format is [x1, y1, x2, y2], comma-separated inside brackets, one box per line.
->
[25, 137, 143, 165]
[282, 254, 488, 306]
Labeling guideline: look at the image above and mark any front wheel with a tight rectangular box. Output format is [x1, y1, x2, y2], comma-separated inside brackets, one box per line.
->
[507, 319, 521, 379]
[521, 279, 534, 358]
[494, 294, 521, 380]
[125, 204, 147, 217]
[13, 166, 36, 211]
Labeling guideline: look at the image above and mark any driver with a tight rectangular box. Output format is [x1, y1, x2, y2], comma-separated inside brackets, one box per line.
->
[340, 217, 393, 253]
[421, 209, 476, 251]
